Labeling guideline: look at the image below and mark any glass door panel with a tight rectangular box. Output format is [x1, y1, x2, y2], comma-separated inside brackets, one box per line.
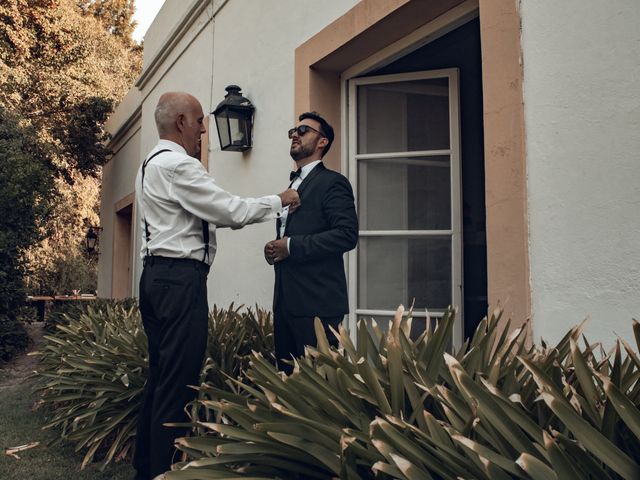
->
[357, 78, 450, 154]
[358, 235, 452, 310]
[358, 155, 451, 231]
[348, 69, 463, 349]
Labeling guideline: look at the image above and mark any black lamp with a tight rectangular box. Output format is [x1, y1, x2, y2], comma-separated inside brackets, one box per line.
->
[212, 85, 255, 152]
[85, 226, 101, 254]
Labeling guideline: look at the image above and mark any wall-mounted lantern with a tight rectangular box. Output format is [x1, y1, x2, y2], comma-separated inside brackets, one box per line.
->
[212, 85, 255, 152]
[85, 226, 102, 254]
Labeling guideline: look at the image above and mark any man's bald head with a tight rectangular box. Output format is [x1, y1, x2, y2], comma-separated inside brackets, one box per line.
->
[154, 92, 205, 157]
[155, 92, 200, 135]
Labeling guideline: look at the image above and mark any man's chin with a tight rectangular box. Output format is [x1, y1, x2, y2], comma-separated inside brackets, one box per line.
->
[290, 148, 305, 161]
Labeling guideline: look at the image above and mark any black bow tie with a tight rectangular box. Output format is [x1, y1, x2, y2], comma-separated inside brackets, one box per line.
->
[289, 169, 302, 182]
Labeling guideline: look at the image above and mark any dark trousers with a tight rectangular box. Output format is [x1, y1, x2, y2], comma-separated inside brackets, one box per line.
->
[274, 306, 342, 375]
[133, 257, 209, 479]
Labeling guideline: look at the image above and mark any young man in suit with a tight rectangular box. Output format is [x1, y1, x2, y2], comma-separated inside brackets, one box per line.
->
[264, 112, 358, 374]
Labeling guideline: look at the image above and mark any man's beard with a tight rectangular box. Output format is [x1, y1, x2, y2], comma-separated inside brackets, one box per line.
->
[290, 143, 314, 161]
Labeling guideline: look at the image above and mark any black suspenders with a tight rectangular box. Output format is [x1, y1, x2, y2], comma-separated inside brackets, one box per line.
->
[141, 149, 210, 263]
[141, 149, 169, 258]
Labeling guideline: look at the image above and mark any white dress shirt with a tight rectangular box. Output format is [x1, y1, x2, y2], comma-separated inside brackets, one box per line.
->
[135, 140, 282, 265]
[279, 160, 321, 249]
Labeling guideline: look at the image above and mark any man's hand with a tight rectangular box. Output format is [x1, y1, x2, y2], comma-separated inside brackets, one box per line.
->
[278, 189, 300, 213]
[264, 237, 290, 264]
[263, 241, 274, 265]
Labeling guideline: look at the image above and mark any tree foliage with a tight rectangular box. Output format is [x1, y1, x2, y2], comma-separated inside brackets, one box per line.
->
[0, 107, 55, 311]
[77, 0, 138, 46]
[0, 0, 141, 176]
[23, 172, 101, 295]
[0, 106, 55, 360]
[0, 0, 141, 316]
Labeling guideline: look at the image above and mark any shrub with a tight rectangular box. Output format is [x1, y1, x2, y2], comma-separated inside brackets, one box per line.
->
[0, 313, 30, 362]
[202, 304, 275, 391]
[0, 106, 55, 364]
[35, 300, 146, 468]
[168, 307, 640, 480]
[44, 301, 87, 332]
[34, 301, 274, 468]
[44, 297, 137, 332]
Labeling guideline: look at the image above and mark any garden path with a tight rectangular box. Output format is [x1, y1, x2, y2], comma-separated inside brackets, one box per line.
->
[0, 322, 44, 390]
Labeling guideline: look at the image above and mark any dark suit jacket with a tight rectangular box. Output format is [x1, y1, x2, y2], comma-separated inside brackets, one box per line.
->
[273, 162, 358, 317]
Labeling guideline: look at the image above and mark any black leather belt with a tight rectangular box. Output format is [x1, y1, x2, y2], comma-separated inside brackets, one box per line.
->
[143, 256, 209, 272]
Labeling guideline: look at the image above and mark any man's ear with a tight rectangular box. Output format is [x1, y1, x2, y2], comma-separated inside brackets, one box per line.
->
[176, 114, 186, 133]
[318, 136, 328, 151]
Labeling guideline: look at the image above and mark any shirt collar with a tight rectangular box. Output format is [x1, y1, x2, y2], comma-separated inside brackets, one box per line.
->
[157, 139, 187, 155]
[300, 160, 322, 179]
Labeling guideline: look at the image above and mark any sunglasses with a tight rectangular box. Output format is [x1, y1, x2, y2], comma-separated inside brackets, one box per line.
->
[287, 125, 323, 139]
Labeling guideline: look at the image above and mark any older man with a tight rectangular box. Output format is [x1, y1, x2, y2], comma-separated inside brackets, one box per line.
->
[133, 92, 299, 480]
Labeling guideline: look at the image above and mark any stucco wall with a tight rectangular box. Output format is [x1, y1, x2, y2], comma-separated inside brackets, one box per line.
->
[521, 0, 640, 345]
[140, 0, 191, 68]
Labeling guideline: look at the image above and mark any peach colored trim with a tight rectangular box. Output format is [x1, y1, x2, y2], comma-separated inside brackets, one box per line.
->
[114, 192, 134, 213]
[478, 0, 530, 327]
[295, 0, 530, 327]
[111, 193, 135, 299]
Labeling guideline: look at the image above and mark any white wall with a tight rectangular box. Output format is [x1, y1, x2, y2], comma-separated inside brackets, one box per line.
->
[141, 0, 192, 69]
[521, 0, 640, 346]
[101, 0, 358, 307]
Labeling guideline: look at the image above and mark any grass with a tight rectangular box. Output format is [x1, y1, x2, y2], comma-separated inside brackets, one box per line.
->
[0, 333, 135, 480]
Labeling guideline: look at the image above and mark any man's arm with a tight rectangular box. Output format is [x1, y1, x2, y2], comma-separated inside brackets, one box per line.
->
[173, 159, 298, 228]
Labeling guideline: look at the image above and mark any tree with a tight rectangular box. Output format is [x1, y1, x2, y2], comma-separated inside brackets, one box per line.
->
[0, 0, 141, 301]
[0, 0, 141, 176]
[77, 0, 138, 47]
[0, 106, 55, 359]
[22, 171, 101, 295]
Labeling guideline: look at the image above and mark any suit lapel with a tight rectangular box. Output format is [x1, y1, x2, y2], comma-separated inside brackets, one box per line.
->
[284, 162, 324, 235]
[296, 162, 324, 198]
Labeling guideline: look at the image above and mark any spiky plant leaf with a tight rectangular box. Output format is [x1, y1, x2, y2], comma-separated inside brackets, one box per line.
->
[539, 392, 640, 479]
[515, 453, 558, 480]
[598, 371, 640, 441]
[452, 435, 525, 478]
[541, 431, 585, 479]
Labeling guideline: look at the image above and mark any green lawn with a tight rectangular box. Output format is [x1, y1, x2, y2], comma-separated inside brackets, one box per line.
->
[0, 362, 135, 479]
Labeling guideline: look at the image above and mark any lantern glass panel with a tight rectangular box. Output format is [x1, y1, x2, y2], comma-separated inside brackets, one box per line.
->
[215, 111, 231, 149]
[228, 109, 250, 147]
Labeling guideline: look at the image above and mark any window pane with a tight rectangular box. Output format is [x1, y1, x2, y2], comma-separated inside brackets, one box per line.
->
[358, 236, 452, 311]
[357, 78, 450, 154]
[358, 156, 451, 230]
